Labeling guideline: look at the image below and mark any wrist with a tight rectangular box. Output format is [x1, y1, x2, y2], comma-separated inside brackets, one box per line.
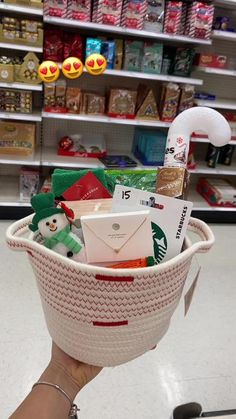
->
[39, 362, 80, 401]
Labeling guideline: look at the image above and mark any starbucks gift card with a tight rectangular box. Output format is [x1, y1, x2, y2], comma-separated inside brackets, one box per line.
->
[112, 185, 193, 263]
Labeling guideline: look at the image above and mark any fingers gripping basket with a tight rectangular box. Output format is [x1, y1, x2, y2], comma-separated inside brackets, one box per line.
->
[6, 215, 214, 367]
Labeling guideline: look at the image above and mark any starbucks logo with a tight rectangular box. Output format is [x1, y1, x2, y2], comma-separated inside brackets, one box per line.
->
[151, 222, 167, 263]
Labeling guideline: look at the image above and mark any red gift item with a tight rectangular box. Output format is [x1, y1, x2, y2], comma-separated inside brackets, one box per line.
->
[164, 1, 183, 35]
[62, 171, 112, 201]
[44, 29, 64, 62]
[63, 33, 84, 60]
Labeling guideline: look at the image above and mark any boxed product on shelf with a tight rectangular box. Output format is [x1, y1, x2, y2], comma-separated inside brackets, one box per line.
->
[163, 1, 183, 35]
[114, 39, 123, 70]
[81, 92, 105, 115]
[0, 121, 35, 156]
[92, 0, 123, 26]
[0, 17, 43, 47]
[0, 52, 41, 84]
[136, 84, 159, 120]
[19, 166, 40, 202]
[66, 87, 81, 113]
[178, 84, 195, 114]
[66, 0, 91, 21]
[4, 0, 43, 8]
[44, 29, 64, 62]
[63, 33, 83, 60]
[101, 40, 115, 69]
[159, 82, 180, 122]
[40, 176, 52, 194]
[197, 177, 236, 207]
[44, 0, 67, 18]
[0, 88, 32, 113]
[141, 42, 163, 74]
[170, 47, 195, 77]
[58, 133, 106, 157]
[161, 46, 175, 74]
[184, 1, 214, 40]
[218, 144, 235, 166]
[194, 53, 227, 69]
[108, 88, 137, 118]
[86, 38, 102, 58]
[121, 0, 147, 30]
[143, 0, 164, 32]
[123, 40, 143, 72]
[133, 128, 167, 165]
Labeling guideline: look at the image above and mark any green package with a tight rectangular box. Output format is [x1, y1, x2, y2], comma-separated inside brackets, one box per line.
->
[105, 169, 158, 194]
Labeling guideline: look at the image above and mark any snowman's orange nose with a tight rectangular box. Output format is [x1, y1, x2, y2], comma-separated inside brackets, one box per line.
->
[49, 223, 55, 229]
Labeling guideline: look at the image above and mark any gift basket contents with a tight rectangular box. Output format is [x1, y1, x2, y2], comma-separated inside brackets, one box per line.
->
[6, 107, 231, 367]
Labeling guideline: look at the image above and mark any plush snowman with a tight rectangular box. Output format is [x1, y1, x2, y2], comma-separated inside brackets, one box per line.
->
[29, 192, 86, 263]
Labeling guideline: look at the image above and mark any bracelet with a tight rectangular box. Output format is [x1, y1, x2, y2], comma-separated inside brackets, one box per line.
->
[32, 381, 79, 418]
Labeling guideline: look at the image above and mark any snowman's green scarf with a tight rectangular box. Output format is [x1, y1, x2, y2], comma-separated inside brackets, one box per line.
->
[44, 224, 82, 254]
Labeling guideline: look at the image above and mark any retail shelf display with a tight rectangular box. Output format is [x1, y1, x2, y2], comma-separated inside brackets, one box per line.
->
[189, 161, 236, 176]
[0, 41, 43, 53]
[195, 98, 236, 110]
[41, 147, 105, 169]
[0, 176, 31, 207]
[195, 67, 236, 77]
[214, 0, 236, 8]
[42, 112, 171, 128]
[0, 2, 43, 15]
[212, 30, 236, 42]
[0, 82, 42, 91]
[44, 16, 212, 45]
[0, 111, 42, 122]
[0, 150, 41, 166]
[191, 136, 236, 145]
[188, 189, 236, 212]
[86, 68, 203, 85]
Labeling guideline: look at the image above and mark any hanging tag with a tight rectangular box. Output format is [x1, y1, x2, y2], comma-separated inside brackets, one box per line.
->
[184, 267, 201, 316]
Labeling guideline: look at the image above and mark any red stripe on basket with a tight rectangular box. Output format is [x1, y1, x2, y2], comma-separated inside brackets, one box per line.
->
[27, 250, 34, 257]
[95, 274, 134, 282]
[93, 320, 128, 327]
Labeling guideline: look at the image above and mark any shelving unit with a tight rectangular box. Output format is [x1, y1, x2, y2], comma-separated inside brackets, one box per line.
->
[195, 67, 236, 78]
[42, 111, 171, 128]
[212, 30, 236, 41]
[195, 98, 236, 110]
[0, 2, 43, 15]
[0, 111, 42, 122]
[0, 41, 43, 53]
[0, 81, 42, 91]
[44, 16, 212, 45]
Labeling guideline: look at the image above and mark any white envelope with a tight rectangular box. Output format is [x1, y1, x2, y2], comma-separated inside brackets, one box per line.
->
[81, 210, 154, 263]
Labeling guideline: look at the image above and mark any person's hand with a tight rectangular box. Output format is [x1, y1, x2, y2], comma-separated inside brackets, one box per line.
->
[41, 342, 102, 401]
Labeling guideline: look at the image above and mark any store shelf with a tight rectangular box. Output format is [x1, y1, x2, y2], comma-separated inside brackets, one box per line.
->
[195, 98, 236, 110]
[0, 81, 42, 91]
[0, 176, 31, 207]
[195, 67, 236, 77]
[212, 30, 236, 42]
[189, 188, 236, 212]
[0, 2, 43, 15]
[191, 136, 236, 144]
[44, 16, 212, 45]
[42, 111, 171, 128]
[0, 150, 41, 166]
[41, 147, 105, 169]
[0, 111, 42, 121]
[215, 0, 236, 8]
[89, 68, 203, 86]
[189, 161, 236, 176]
[0, 41, 43, 53]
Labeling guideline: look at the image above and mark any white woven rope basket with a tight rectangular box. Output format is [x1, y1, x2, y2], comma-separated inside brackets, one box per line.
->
[6, 215, 214, 367]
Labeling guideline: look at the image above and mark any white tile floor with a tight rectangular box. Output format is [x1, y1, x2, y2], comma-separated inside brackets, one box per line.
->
[1, 221, 236, 419]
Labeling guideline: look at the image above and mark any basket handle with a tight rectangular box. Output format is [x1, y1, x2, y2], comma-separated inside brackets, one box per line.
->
[6, 215, 34, 253]
[187, 217, 215, 254]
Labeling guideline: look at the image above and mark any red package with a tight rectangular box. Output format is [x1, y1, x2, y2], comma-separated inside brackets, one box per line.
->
[67, 0, 91, 21]
[44, 0, 67, 18]
[93, 0, 123, 26]
[185, 2, 214, 40]
[62, 172, 112, 201]
[63, 33, 84, 60]
[164, 1, 183, 35]
[121, 0, 147, 30]
[44, 29, 64, 62]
